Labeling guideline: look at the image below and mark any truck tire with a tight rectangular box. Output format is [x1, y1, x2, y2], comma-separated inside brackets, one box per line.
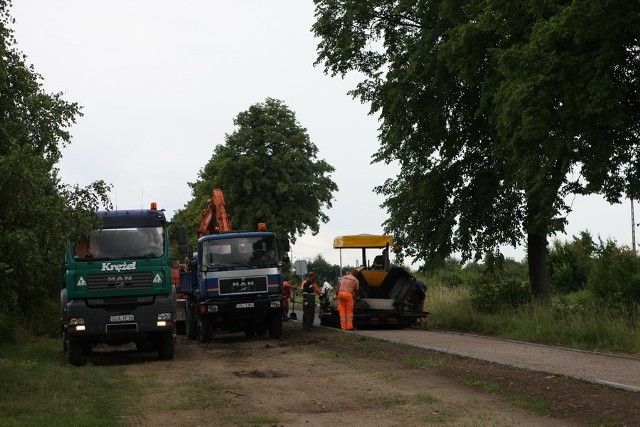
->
[176, 321, 186, 336]
[267, 316, 283, 339]
[65, 334, 85, 366]
[186, 303, 198, 340]
[198, 320, 213, 343]
[157, 332, 175, 360]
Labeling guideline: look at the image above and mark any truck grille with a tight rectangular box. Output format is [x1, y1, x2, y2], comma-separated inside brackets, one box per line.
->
[218, 276, 268, 295]
[86, 272, 153, 292]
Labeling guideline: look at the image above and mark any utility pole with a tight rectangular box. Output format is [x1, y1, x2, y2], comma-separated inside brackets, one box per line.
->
[632, 198, 636, 255]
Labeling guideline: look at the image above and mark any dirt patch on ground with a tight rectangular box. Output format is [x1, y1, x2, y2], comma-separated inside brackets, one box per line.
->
[106, 322, 639, 426]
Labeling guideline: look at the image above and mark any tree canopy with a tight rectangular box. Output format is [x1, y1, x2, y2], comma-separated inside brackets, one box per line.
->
[0, 0, 110, 339]
[172, 97, 338, 244]
[312, 0, 640, 300]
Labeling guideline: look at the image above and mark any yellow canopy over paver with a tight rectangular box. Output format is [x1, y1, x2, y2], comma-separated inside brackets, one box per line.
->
[333, 234, 394, 249]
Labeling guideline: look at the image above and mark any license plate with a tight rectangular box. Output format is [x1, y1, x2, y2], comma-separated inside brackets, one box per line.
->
[236, 303, 254, 309]
[109, 314, 134, 322]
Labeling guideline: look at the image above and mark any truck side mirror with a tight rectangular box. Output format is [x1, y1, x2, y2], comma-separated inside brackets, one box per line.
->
[178, 244, 189, 255]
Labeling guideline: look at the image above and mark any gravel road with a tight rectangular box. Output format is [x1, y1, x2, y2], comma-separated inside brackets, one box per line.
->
[354, 328, 640, 393]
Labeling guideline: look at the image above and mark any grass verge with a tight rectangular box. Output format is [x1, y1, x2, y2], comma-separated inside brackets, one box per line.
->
[0, 336, 128, 426]
[425, 285, 640, 354]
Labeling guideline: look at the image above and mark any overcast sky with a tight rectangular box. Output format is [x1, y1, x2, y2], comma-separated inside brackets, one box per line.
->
[10, 1, 637, 268]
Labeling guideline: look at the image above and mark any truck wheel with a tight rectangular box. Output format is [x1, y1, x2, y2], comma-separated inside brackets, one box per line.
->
[198, 320, 213, 343]
[186, 304, 198, 340]
[175, 321, 186, 336]
[267, 316, 283, 339]
[65, 335, 85, 366]
[157, 333, 175, 360]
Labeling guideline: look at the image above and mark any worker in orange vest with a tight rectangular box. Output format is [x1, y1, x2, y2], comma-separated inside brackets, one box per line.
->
[337, 270, 360, 330]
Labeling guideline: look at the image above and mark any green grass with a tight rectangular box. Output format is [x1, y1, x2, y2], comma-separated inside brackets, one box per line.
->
[505, 394, 550, 415]
[244, 415, 282, 425]
[375, 394, 410, 406]
[425, 284, 640, 354]
[402, 355, 443, 368]
[415, 393, 439, 404]
[0, 336, 128, 426]
[463, 377, 500, 393]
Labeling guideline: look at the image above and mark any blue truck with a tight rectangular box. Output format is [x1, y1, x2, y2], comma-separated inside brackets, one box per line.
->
[61, 203, 176, 365]
[177, 227, 288, 342]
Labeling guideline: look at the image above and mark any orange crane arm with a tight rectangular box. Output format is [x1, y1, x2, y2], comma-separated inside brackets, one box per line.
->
[197, 188, 233, 237]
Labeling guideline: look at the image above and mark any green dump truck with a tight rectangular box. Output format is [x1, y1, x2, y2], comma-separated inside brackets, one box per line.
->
[60, 203, 176, 365]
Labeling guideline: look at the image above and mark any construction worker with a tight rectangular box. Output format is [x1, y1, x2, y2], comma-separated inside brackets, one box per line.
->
[300, 272, 320, 331]
[282, 279, 293, 320]
[337, 270, 360, 330]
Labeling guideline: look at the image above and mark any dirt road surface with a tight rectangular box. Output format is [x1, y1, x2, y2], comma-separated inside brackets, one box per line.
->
[90, 321, 640, 426]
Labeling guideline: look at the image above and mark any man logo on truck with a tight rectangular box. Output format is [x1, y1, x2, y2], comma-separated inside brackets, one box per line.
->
[232, 279, 255, 292]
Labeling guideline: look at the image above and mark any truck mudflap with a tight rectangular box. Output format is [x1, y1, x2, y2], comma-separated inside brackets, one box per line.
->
[175, 297, 187, 335]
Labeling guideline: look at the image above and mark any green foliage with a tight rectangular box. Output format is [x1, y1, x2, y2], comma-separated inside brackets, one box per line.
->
[468, 252, 532, 313]
[471, 277, 532, 314]
[0, 1, 111, 337]
[172, 98, 338, 245]
[549, 231, 596, 293]
[307, 254, 340, 283]
[588, 240, 640, 304]
[312, 1, 640, 302]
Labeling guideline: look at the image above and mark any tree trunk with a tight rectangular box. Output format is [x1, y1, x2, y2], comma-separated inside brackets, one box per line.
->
[527, 231, 550, 303]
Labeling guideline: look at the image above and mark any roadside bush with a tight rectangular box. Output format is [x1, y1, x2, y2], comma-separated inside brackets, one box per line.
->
[429, 268, 468, 288]
[23, 297, 60, 337]
[0, 309, 14, 343]
[468, 251, 532, 313]
[470, 277, 532, 313]
[0, 284, 19, 343]
[549, 231, 595, 293]
[588, 240, 640, 304]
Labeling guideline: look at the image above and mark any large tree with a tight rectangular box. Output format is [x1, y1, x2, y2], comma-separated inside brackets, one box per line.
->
[312, 0, 640, 301]
[0, 0, 110, 337]
[173, 98, 338, 244]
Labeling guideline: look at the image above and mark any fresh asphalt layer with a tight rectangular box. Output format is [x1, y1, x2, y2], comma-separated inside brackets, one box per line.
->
[289, 309, 640, 393]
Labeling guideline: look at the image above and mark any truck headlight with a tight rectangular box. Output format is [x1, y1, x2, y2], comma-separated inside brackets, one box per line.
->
[270, 301, 281, 308]
[68, 317, 85, 331]
[207, 305, 219, 313]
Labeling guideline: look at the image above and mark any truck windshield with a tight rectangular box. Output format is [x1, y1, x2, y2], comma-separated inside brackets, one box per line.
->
[202, 236, 277, 267]
[73, 226, 164, 261]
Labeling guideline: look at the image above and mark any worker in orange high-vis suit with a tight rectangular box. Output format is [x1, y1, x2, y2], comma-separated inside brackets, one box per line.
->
[337, 270, 360, 330]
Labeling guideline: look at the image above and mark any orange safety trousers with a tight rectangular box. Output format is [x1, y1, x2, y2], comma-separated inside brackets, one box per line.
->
[337, 291, 354, 330]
